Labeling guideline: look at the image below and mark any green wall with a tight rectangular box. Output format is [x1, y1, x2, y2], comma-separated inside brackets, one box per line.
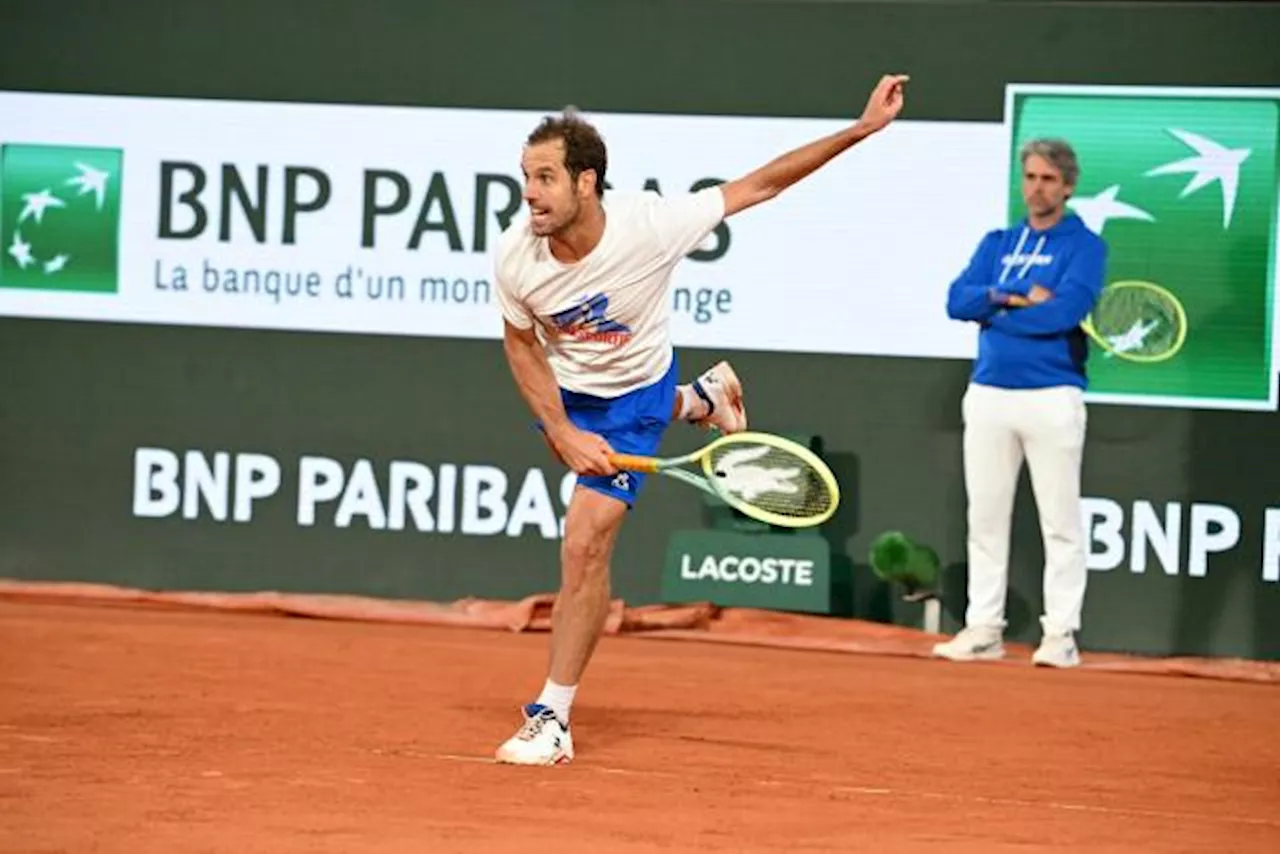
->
[3, 1, 1276, 122]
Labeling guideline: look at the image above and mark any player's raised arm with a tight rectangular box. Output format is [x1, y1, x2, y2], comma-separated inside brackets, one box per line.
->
[718, 73, 909, 217]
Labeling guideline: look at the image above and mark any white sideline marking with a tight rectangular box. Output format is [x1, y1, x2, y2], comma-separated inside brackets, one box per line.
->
[436, 753, 495, 764]
[431, 754, 1278, 828]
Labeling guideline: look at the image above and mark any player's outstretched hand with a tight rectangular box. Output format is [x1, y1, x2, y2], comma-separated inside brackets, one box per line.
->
[549, 425, 617, 476]
[857, 74, 910, 134]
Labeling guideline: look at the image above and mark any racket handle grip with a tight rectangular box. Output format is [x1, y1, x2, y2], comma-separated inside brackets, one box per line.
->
[609, 453, 659, 473]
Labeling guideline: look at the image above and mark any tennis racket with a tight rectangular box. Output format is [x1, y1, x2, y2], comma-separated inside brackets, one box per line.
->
[1081, 279, 1187, 363]
[608, 431, 840, 528]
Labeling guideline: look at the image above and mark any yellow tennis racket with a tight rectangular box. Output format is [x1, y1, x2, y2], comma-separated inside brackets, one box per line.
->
[609, 431, 840, 528]
[1081, 279, 1187, 363]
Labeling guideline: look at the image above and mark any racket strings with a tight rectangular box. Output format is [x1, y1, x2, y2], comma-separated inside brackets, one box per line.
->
[1091, 286, 1182, 357]
[706, 441, 835, 519]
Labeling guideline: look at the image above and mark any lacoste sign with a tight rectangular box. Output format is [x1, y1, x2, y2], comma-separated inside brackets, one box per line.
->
[661, 529, 832, 614]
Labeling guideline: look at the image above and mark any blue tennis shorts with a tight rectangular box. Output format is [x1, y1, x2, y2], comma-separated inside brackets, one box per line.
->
[553, 357, 678, 507]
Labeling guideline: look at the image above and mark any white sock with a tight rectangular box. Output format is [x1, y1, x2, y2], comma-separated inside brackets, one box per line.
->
[535, 679, 577, 726]
[676, 385, 710, 421]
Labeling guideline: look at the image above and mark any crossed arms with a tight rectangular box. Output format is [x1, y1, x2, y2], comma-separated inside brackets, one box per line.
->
[946, 232, 1107, 336]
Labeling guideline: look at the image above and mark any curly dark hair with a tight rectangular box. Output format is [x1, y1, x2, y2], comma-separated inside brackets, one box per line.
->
[526, 109, 608, 198]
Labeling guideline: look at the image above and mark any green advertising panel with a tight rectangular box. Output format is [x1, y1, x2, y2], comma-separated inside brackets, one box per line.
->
[662, 530, 832, 614]
[1, 145, 123, 293]
[1005, 85, 1280, 411]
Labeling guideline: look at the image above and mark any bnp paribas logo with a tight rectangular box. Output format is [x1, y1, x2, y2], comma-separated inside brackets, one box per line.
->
[1005, 85, 1280, 411]
[1, 144, 123, 293]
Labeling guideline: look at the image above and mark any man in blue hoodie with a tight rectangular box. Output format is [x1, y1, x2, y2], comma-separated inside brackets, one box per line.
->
[936, 138, 1106, 668]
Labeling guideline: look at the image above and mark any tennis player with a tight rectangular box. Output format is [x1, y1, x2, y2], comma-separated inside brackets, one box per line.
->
[494, 74, 910, 764]
[935, 138, 1107, 669]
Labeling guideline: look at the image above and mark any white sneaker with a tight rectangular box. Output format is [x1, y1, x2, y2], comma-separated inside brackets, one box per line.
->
[494, 704, 574, 766]
[689, 361, 747, 434]
[1032, 624, 1081, 668]
[931, 626, 1005, 662]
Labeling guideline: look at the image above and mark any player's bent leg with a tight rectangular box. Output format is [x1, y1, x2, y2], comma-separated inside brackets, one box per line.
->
[675, 361, 747, 434]
[494, 484, 629, 766]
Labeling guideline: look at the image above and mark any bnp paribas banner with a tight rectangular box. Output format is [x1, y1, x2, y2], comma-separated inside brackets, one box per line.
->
[1, 87, 1277, 410]
[1006, 85, 1280, 411]
[0, 90, 998, 362]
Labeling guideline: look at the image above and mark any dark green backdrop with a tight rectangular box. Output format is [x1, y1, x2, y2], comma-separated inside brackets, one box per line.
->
[2, 0, 1277, 659]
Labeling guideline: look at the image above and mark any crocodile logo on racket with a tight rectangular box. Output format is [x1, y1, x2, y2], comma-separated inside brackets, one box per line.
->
[712, 446, 802, 501]
[1104, 318, 1161, 357]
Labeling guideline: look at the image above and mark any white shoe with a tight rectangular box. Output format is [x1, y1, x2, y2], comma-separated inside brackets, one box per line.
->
[689, 361, 747, 434]
[494, 704, 574, 766]
[932, 625, 1005, 662]
[1032, 622, 1081, 668]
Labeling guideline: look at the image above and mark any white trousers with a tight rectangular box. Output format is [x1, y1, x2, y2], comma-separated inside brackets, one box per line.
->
[961, 383, 1088, 635]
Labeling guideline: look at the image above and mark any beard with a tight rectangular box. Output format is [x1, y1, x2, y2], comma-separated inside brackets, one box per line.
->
[531, 195, 582, 237]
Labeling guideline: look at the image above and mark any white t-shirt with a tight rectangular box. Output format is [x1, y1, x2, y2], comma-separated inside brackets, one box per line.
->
[495, 187, 725, 398]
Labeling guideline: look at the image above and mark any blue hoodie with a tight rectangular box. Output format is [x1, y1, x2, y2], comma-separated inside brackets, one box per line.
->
[947, 213, 1107, 390]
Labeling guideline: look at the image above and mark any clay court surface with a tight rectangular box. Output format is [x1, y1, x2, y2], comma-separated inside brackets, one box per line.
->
[2, 599, 1278, 853]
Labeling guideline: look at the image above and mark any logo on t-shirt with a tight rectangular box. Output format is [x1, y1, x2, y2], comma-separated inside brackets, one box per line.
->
[549, 293, 633, 345]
